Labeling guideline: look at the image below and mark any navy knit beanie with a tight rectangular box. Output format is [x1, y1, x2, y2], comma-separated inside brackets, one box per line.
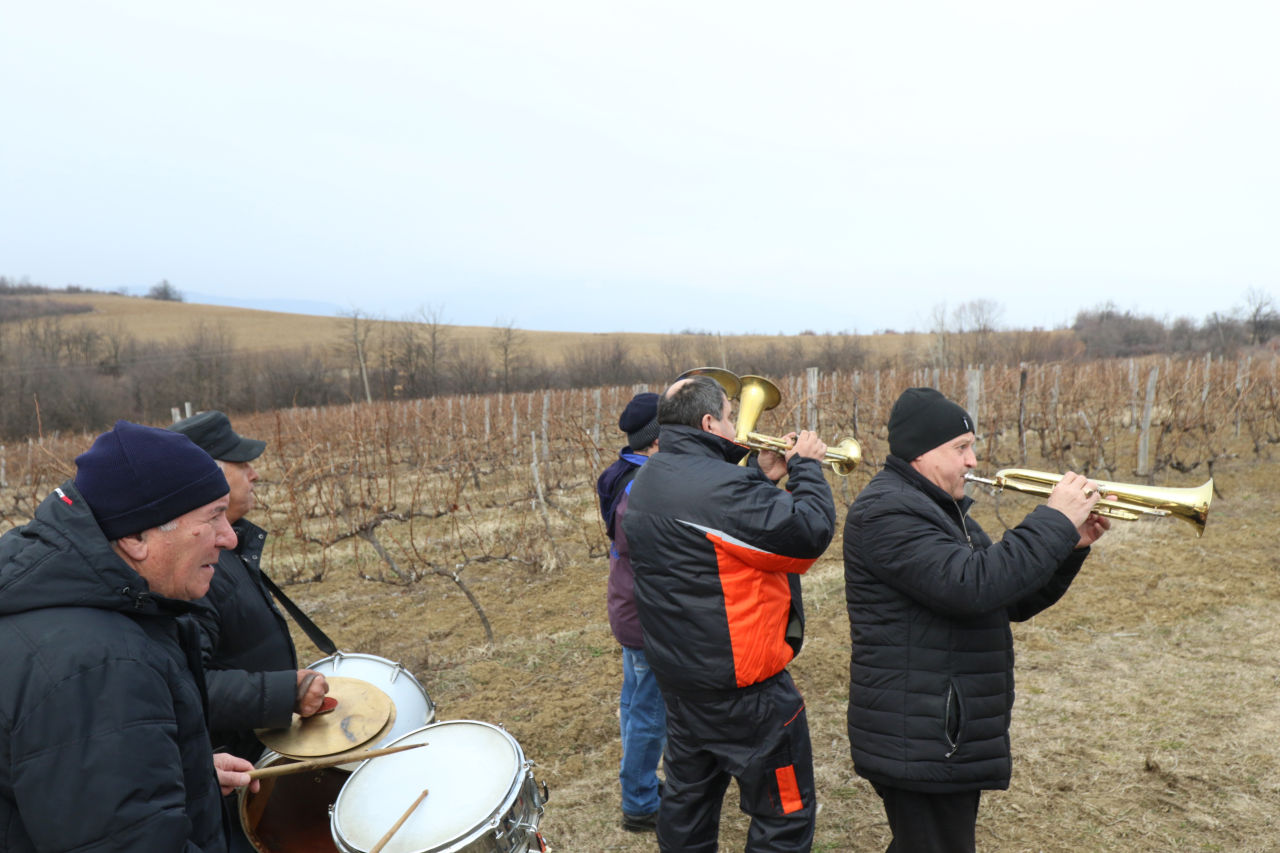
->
[887, 388, 974, 462]
[619, 392, 660, 451]
[74, 420, 230, 540]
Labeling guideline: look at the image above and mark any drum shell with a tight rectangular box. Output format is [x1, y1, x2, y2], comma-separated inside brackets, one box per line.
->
[239, 750, 350, 853]
[330, 721, 547, 853]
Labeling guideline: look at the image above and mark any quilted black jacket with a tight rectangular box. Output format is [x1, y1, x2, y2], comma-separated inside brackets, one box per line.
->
[844, 456, 1088, 793]
[0, 482, 225, 852]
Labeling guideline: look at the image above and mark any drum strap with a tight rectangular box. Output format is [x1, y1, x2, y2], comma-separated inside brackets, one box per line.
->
[259, 571, 338, 655]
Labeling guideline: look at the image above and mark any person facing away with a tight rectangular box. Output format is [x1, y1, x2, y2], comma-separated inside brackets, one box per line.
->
[170, 409, 330, 850]
[844, 387, 1111, 853]
[596, 391, 665, 833]
[0, 420, 256, 852]
[623, 375, 836, 853]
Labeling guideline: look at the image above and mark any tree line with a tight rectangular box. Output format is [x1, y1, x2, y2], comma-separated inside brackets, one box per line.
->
[0, 279, 1274, 441]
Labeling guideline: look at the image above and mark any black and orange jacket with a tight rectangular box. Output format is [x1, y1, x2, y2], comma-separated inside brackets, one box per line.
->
[623, 424, 836, 697]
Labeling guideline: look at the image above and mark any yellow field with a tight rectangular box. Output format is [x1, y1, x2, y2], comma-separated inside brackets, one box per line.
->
[41, 290, 934, 362]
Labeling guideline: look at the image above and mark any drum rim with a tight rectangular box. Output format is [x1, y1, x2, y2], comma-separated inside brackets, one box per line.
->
[330, 720, 531, 853]
[307, 650, 436, 719]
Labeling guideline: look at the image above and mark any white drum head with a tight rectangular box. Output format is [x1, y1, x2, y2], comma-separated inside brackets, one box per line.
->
[332, 721, 524, 853]
[308, 651, 436, 748]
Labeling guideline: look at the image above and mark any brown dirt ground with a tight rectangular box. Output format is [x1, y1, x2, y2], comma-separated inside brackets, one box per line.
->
[268, 452, 1279, 853]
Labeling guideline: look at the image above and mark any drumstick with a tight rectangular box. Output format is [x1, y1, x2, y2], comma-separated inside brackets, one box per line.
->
[246, 741, 426, 780]
[369, 788, 430, 853]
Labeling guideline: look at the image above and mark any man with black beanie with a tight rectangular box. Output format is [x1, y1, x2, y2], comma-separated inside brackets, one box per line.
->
[844, 388, 1111, 852]
[596, 391, 666, 831]
[0, 420, 255, 852]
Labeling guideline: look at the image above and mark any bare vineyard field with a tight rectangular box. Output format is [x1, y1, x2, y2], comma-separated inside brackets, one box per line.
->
[3, 356, 1278, 852]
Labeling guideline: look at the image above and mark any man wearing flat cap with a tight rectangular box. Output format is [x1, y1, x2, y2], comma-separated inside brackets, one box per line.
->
[0, 420, 256, 851]
[171, 410, 329, 846]
[596, 391, 666, 832]
[844, 388, 1112, 852]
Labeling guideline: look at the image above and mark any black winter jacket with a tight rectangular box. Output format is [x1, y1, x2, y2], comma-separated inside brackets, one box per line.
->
[190, 518, 299, 763]
[844, 456, 1087, 793]
[624, 425, 836, 696]
[0, 482, 226, 852]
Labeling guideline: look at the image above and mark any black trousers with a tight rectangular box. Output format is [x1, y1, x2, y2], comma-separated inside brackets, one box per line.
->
[871, 782, 981, 853]
[657, 670, 815, 853]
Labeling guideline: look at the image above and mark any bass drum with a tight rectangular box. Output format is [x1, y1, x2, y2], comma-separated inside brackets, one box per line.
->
[330, 721, 549, 853]
[239, 750, 348, 853]
[308, 651, 436, 762]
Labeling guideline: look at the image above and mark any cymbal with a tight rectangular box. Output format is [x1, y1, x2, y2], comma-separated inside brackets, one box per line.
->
[256, 676, 395, 759]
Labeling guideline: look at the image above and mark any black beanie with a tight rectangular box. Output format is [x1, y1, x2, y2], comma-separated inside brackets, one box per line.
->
[74, 420, 230, 540]
[887, 387, 974, 462]
[619, 392, 660, 451]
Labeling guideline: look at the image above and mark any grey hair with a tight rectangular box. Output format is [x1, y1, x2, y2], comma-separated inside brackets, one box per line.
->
[659, 376, 726, 428]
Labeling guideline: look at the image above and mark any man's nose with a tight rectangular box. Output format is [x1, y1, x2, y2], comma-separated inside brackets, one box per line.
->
[215, 517, 237, 548]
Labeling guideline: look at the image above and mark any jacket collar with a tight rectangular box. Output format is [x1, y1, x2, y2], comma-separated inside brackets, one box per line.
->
[658, 424, 750, 464]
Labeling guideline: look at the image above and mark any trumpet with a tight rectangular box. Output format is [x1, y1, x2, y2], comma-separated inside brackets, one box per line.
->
[964, 468, 1213, 537]
[675, 367, 862, 476]
[745, 432, 862, 476]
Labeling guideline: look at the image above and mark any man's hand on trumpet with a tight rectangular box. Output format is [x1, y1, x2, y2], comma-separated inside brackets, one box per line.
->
[1045, 471, 1113, 548]
[757, 431, 827, 483]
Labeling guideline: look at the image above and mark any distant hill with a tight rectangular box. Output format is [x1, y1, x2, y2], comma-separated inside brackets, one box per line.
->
[36, 290, 937, 364]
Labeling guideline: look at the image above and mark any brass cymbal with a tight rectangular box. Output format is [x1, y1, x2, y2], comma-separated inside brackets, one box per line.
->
[256, 676, 395, 759]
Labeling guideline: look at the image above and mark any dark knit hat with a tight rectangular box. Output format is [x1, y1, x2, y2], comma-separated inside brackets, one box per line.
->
[74, 420, 230, 540]
[619, 392, 660, 451]
[887, 387, 975, 462]
[170, 410, 265, 462]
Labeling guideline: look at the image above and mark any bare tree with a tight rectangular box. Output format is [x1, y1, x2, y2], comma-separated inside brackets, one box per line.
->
[338, 310, 376, 404]
[419, 304, 452, 396]
[955, 298, 1004, 365]
[490, 318, 525, 394]
[1242, 288, 1279, 345]
[925, 302, 953, 369]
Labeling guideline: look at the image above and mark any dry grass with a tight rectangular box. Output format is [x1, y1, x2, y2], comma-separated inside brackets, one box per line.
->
[253, 426, 1276, 852]
[2, 373, 1275, 852]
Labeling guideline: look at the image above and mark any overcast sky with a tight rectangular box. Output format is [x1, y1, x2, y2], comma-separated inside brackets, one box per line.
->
[2, 2, 1276, 335]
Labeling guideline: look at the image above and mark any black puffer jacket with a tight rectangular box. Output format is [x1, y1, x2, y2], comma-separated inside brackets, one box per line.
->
[844, 456, 1087, 793]
[624, 425, 836, 696]
[190, 518, 299, 763]
[0, 482, 225, 852]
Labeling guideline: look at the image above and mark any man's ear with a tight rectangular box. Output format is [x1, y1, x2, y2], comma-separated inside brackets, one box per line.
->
[700, 413, 715, 433]
[114, 531, 148, 562]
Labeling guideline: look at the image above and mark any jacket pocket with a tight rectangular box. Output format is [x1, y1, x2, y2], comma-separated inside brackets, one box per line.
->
[943, 679, 965, 758]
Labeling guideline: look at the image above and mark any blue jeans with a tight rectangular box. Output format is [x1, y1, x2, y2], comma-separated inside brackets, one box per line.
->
[620, 647, 667, 816]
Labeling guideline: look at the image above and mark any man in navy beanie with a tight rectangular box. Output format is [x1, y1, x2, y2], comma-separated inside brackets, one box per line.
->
[596, 391, 666, 831]
[0, 420, 255, 852]
[844, 389, 1112, 852]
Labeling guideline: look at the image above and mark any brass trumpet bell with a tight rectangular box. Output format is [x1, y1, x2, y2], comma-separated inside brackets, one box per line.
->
[675, 367, 742, 400]
[965, 468, 1213, 537]
[734, 375, 782, 444]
